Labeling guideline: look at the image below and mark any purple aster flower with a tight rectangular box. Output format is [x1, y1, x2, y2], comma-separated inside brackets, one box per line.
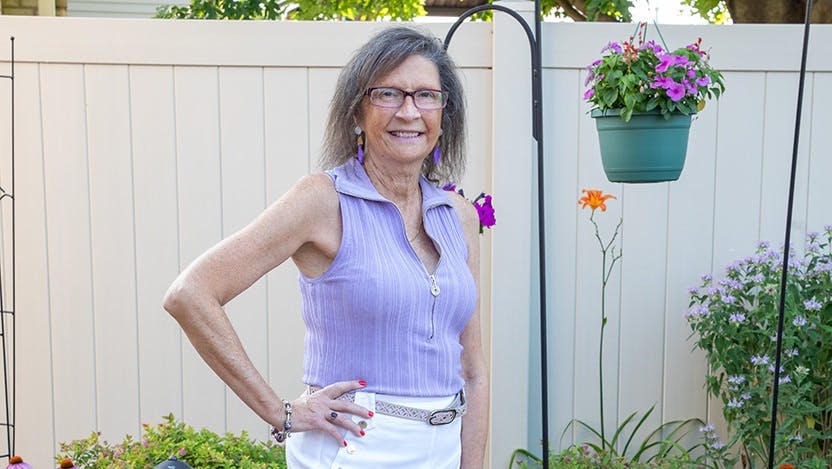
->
[757, 241, 770, 250]
[815, 262, 832, 273]
[688, 286, 699, 295]
[751, 273, 765, 283]
[666, 81, 686, 102]
[701, 273, 713, 282]
[729, 313, 746, 323]
[779, 375, 791, 384]
[728, 375, 746, 385]
[727, 398, 743, 408]
[721, 294, 736, 304]
[741, 392, 752, 400]
[804, 298, 822, 311]
[751, 355, 769, 366]
[793, 315, 807, 327]
[710, 441, 726, 450]
[699, 423, 716, 434]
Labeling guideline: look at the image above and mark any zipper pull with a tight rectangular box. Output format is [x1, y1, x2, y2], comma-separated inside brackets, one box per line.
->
[429, 274, 440, 297]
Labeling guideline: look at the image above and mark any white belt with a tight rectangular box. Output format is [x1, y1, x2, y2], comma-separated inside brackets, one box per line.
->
[307, 386, 467, 426]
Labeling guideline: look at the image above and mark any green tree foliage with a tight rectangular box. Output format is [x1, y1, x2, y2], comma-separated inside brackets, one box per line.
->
[155, 0, 633, 22]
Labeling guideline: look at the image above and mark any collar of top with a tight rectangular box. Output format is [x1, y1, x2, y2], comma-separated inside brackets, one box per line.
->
[333, 158, 452, 212]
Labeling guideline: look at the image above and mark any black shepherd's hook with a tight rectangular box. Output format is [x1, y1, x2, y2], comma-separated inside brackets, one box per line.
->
[444, 3, 550, 468]
[768, 1, 814, 468]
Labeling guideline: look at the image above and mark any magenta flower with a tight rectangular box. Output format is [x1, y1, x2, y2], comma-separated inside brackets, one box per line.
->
[687, 69, 696, 78]
[601, 42, 622, 54]
[473, 194, 496, 232]
[683, 79, 698, 96]
[666, 81, 686, 101]
[650, 76, 673, 90]
[584, 88, 595, 100]
[640, 40, 663, 54]
[178, 448, 187, 457]
[656, 54, 676, 73]
[696, 76, 711, 86]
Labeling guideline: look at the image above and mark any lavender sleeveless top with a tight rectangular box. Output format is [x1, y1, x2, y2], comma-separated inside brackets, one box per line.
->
[298, 158, 477, 397]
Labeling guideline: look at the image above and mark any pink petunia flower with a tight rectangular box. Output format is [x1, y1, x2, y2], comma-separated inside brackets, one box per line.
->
[584, 88, 595, 100]
[666, 81, 686, 101]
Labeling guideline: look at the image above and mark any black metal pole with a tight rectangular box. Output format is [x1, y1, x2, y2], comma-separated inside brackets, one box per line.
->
[444, 3, 549, 467]
[767, 2, 812, 468]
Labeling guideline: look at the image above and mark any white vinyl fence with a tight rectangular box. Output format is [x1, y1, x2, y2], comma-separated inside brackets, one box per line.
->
[0, 8, 830, 468]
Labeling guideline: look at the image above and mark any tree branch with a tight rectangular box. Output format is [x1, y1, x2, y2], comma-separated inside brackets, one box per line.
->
[555, 0, 587, 21]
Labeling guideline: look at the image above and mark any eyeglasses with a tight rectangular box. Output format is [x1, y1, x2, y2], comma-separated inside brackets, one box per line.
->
[365, 87, 448, 110]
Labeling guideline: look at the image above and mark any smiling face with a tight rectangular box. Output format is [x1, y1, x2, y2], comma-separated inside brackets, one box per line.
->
[358, 54, 443, 167]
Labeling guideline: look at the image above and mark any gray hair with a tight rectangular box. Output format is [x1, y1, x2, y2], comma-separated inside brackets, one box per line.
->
[319, 26, 467, 184]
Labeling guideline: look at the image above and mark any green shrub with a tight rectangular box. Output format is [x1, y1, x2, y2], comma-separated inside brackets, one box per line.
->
[56, 413, 286, 468]
[687, 227, 832, 466]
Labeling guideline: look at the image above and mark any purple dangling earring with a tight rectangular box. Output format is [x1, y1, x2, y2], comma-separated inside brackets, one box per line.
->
[433, 145, 440, 165]
[355, 126, 365, 164]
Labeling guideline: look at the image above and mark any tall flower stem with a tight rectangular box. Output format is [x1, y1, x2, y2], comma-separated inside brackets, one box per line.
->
[590, 210, 623, 451]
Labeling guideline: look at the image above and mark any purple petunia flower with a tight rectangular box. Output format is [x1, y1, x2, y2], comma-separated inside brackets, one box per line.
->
[584, 88, 595, 100]
[655, 54, 676, 73]
[641, 40, 663, 54]
[474, 194, 496, 230]
[666, 81, 686, 102]
[602, 42, 623, 54]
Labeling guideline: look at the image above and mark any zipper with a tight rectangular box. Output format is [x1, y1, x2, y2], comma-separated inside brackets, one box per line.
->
[427, 274, 440, 340]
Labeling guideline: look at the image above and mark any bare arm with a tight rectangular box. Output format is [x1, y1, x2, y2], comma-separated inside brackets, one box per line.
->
[163, 173, 369, 443]
[450, 193, 490, 469]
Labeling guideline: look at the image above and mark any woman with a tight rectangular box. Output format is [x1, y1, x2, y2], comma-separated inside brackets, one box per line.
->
[163, 26, 488, 468]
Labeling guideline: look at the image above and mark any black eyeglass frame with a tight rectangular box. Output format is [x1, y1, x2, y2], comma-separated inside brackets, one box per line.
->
[364, 87, 449, 110]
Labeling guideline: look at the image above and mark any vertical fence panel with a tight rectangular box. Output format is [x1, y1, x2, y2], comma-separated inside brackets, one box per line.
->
[40, 63, 98, 443]
[85, 64, 142, 441]
[130, 65, 184, 425]
[806, 73, 832, 231]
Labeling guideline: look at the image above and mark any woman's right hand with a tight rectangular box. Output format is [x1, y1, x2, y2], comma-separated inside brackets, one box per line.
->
[288, 380, 373, 445]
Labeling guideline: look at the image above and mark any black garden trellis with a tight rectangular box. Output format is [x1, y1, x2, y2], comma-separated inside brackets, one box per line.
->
[0, 36, 16, 461]
[443, 2, 815, 468]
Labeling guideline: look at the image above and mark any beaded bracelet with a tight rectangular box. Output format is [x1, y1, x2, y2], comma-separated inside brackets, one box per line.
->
[270, 399, 292, 443]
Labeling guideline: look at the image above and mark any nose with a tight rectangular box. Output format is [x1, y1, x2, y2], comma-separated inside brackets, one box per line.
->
[395, 95, 421, 119]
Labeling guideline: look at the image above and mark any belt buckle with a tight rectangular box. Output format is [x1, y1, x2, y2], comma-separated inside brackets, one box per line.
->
[428, 409, 457, 426]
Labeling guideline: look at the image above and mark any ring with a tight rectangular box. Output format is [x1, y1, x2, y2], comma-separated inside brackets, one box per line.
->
[327, 411, 338, 421]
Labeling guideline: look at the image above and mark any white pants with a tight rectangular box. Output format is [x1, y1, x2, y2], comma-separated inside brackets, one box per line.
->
[286, 391, 462, 469]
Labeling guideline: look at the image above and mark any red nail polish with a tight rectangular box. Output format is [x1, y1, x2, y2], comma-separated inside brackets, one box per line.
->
[343, 440, 348, 447]
[358, 380, 367, 387]
[360, 430, 366, 436]
[368, 411, 374, 417]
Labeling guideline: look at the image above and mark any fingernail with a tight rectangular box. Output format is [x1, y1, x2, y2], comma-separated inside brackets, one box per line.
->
[343, 440, 348, 447]
[360, 430, 366, 436]
[368, 411, 374, 417]
[358, 380, 367, 387]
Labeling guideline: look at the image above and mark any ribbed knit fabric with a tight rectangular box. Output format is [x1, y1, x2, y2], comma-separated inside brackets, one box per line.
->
[299, 158, 477, 397]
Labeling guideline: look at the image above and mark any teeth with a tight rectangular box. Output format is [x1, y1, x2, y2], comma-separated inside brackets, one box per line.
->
[392, 131, 419, 138]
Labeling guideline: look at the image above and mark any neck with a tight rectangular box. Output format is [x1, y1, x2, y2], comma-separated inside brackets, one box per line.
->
[363, 154, 423, 205]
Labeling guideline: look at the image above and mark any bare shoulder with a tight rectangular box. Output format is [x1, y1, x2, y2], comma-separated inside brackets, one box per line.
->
[446, 190, 479, 239]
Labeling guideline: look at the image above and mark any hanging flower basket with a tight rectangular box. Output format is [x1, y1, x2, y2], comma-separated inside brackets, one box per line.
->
[584, 23, 724, 184]
[591, 108, 692, 183]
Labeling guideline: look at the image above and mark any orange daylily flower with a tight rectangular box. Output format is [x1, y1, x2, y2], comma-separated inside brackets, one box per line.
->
[579, 189, 616, 212]
[778, 464, 795, 469]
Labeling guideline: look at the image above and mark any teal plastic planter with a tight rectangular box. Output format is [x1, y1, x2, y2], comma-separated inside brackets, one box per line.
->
[591, 109, 692, 183]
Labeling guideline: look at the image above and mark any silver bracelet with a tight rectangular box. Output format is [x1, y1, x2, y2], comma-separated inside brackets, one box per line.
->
[270, 399, 292, 443]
